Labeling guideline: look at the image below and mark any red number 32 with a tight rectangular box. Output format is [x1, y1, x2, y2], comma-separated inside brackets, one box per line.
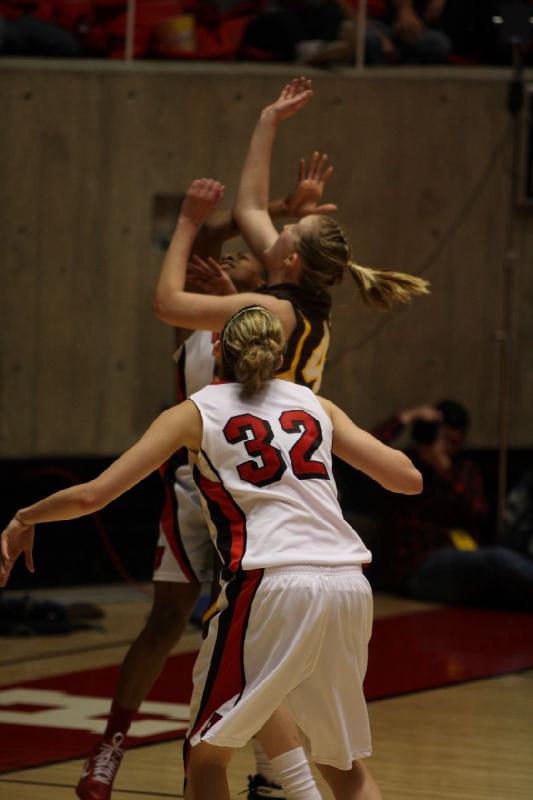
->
[223, 410, 329, 488]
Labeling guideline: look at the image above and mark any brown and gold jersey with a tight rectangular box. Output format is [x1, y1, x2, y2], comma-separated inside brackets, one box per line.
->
[256, 283, 331, 393]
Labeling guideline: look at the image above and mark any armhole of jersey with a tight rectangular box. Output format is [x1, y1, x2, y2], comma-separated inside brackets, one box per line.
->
[187, 396, 206, 453]
[311, 391, 334, 436]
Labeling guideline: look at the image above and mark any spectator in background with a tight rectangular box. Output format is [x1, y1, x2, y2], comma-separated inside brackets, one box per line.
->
[503, 468, 533, 559]
[372, 399, 533, 610]
[241, 1, 450, 66]
[0, 1, 81, 56]
[241, 0, 387, 65]
[365, 0, 451, 64]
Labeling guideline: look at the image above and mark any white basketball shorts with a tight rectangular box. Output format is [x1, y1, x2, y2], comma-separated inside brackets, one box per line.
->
[153, 460, 213, 584]
[186, 565, 373, 769]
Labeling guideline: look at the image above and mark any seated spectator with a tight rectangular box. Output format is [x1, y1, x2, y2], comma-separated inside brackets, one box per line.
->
[0, 1, 81, 57]
[504, 468, 533, 559]
[240, 0, 450, 66]
[240, 0, 386, 65]
[365, 0, 451, 65]
[372, 399, 533, 610]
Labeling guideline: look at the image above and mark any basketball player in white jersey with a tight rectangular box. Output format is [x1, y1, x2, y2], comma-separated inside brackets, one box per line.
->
[72, 155, 338, 800]
[0, 305, 422, 800]
[129, 73, 428, 797]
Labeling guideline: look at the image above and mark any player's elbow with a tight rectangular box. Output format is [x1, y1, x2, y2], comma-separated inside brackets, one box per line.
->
[397, 456, 423, 495]
[152, 291, 166, 319]
[232, 206, 248, 229]
[403, 467, 423, 495]
[152, 292, 178, 325]
[386, 454, 423, 495]
[77, 482, 106, 514]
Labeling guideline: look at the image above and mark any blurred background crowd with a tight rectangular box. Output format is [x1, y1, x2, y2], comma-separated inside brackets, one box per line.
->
[1, 0, 532, 66]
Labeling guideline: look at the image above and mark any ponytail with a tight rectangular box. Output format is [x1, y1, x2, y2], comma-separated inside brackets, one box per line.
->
[348, 262, 430, 310]
[296, 216, 430, 310]
[221, 305, 286, 395]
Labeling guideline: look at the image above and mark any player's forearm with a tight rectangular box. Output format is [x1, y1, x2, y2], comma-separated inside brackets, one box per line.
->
[14, 483, 101, 526]
[234, 110, 278, 219]
[269, 196, 292, 219]
[199, 209, 238, 247]
[197, 196, 291, 257]
[153, 216, 198, 318]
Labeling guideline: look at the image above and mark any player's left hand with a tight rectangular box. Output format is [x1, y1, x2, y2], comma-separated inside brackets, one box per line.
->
[286, 151, 338, 217]
[0, 516, 35, 587]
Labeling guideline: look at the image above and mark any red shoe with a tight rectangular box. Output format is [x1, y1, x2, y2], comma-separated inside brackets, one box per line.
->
[76, 732, 125, 800]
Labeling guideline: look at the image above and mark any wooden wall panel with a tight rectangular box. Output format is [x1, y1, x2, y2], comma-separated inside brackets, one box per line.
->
[0, 63, 531, 456]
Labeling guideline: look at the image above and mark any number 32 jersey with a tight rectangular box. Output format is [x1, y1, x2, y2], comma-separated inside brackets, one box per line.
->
[189, 380, 371, 577]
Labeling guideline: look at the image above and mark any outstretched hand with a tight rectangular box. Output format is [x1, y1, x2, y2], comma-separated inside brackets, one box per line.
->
[0, 516, 35, 588]
[180, 179, 225, 228]
[264, 77, 313, 123]
[286, 151, 337, 217]
[186, 255, 237, 296]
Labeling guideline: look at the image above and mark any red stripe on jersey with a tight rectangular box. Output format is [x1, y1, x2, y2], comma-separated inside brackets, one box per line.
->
[195, 471, 247, 574]
[187, 569, 263, 747]
[158, 461, 197, 583]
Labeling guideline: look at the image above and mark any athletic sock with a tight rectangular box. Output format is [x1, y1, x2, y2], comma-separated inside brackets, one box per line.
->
[103, 699, 135, 740]
[270, 747, 322, 800]
[252, 738, 281, 784]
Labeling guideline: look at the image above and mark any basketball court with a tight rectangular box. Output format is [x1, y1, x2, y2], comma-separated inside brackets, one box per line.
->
[1, 585, 532, 799]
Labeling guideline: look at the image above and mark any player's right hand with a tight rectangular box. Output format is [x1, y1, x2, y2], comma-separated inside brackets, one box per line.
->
[181, 179, 225, 228]
[186, 255, 237, 296]
[263, 77, 313, 124]
[286, 151, 337, 217]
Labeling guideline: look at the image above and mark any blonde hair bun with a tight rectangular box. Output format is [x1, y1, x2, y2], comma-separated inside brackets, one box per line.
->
[221, 306, 286, 394]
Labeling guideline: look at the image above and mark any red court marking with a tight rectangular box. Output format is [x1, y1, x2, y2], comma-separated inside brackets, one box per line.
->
[1, 607, 532, 772]
[365, 607, 533, 699]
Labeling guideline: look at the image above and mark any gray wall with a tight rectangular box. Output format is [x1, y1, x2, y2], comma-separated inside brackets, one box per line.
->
[1, 61, 532, 456]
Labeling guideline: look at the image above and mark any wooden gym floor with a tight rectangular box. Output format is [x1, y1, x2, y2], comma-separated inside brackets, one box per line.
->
[0, 584, 532, 800]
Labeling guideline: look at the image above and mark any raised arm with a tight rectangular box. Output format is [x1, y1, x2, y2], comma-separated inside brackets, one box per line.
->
[0, 400, 202, 587]
[319, 397, 423, 495]
[190, 149, 337, 290]
[154, 178, 225, 315]
[233, 77, 313, 266]
[153, 179, 296, 333]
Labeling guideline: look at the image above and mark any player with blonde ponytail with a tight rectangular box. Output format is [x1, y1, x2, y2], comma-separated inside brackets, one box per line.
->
[294, 213, 429, 310]
[232, 76, 429, 326]
[220, 304, 286, 394]
[1, 305, 422, 800]
[154, 78, 429, 398]
[147, 78, 430, 799]
[348, 261, 429, 309]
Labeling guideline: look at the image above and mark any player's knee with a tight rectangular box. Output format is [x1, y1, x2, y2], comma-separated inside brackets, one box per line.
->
[143, 611, 183, 648]
[144, 588, 198, 646]
[319, 760, 366, 793]
[188, 741, 230, 770]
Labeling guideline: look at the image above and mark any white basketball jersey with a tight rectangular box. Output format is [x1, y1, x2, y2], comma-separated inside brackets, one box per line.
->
[189, 380, 372, 575]
[174, 330, 216, 399]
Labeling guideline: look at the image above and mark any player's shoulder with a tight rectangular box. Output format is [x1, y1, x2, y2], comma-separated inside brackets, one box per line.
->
[275, 380, 331, 415]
